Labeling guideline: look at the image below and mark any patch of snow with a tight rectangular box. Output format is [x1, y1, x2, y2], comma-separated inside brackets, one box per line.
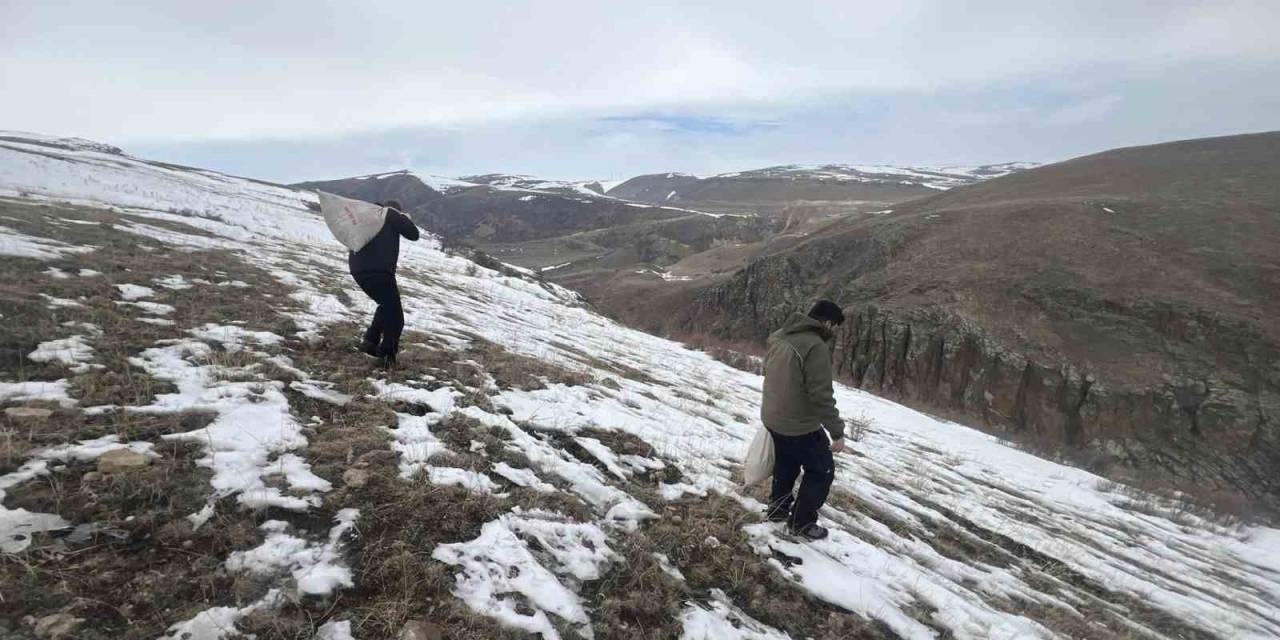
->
[40, 293, 82, 308]
[459, 407, 647, 523]
[604, 498, 659, 532]
[0, 225, 94, 260]
[658, 482, 710, 501]
[653, 552, 686, 581]
[225, 509, 359, 596]
[159, 590, 283, 640]
[432, 512, 610, 638]
[128, 341, 327, 512]
[188, 503, 216, 530]
[573, 436, 630, 480]
[492, 461, 557, 493]
[153, 274, 193, 290]
[114, 300, 175, 315]
[0, 379, 75, 407]
[506, 509, 618, 582]
[428, 466, 503, 493]
[369, 379, 458, 414]
[314, 620, 355, 640]
[28, 335, 96, 371]
[385, 412, 450, 479]
[289, 380, 353, 405]
[189, 323, 283, 352]
[411, 172, 479, 194]
[680, 589, 791, 640]
[114, 283, 155, 300]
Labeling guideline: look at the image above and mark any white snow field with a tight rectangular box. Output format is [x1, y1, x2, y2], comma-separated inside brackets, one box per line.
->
[1, 131, 1278, 639]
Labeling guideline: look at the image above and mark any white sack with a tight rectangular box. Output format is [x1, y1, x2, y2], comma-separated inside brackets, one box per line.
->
[742, 426, 775, 487]
[318, 190, 387, 252]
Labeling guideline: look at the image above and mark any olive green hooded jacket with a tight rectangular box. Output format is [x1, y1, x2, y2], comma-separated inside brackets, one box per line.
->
[760, 312, 844, 440]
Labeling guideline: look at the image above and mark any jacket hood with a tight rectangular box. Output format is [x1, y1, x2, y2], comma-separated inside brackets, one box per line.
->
[781, 312, 833, 341]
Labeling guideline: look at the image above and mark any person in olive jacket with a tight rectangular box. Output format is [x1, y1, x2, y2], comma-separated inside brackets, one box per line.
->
[760, 300, 846, 540]
[350, 200, 419, 368]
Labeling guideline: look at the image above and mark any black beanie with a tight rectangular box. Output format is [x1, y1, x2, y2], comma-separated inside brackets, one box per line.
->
[808, 299, 845, 326]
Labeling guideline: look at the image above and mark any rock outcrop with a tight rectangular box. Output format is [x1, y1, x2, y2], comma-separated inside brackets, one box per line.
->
[674, 132, 1280, 511]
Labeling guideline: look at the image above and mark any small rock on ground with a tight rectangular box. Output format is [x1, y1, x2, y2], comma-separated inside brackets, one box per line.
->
[97, 449, 152, 473]
[343, 468, 370, 488]
[5, 407, 54, 421]
[34, 613, 83, 640]
[398, 620, 443, 640]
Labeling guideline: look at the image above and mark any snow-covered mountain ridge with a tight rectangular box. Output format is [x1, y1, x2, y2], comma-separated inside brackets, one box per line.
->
[713, 162, 1040, 190]
[0, 132, 1277, 639]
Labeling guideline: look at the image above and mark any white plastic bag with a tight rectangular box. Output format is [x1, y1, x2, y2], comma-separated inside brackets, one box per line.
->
[742, 426, 775, 487]
[318, 190, 387, 252]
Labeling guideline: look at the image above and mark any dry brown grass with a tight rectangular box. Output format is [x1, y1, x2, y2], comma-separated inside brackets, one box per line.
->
[465, 336, 597, 390]
[0, 436, 267, 639]
[0, 200, 319, 637]
[621, 491, 893, 640]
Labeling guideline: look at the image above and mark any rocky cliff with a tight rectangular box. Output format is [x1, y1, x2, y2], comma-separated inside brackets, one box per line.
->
[675, 132, 1280, 512]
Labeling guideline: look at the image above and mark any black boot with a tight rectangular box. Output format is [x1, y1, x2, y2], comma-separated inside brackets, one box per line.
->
[788, 522, 829, 540]
[359, 339, 380, 358]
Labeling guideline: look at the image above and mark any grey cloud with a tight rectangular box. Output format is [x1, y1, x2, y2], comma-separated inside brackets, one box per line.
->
[4, 1, 1278, 178]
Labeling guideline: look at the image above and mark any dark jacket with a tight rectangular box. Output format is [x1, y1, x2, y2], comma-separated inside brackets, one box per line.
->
[761, 312, 844, 440]
[348, 209, 419, 275]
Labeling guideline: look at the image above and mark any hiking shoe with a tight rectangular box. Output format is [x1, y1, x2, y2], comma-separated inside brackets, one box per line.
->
[788, 523, 829, 540]
[766, 509, 791, 523]
[358, 340, 380, 358]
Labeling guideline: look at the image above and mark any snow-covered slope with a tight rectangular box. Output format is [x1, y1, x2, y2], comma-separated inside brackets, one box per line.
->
[714, 162, 1039, 190]
[0, 132, 1277, 639]
[342, 171, 614, 200]
[606, 162, 1039, 207]
[459, 173, 611, 198]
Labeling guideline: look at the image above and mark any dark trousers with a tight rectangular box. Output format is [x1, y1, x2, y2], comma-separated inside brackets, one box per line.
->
[767, 428, 835, 528]
[353, 271, 404, 356]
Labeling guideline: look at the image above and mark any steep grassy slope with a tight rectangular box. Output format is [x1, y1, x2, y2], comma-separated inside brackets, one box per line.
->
[1, 132, 1278, 639]
[680, 131, 1280, 513]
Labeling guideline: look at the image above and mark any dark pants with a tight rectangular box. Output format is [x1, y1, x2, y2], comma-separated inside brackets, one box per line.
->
[353, 271, 403, 357]
[767, 428, 835, 528]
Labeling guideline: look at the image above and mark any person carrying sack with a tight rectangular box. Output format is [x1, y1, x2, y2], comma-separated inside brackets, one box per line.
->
[348, 199, 419, 369]
[760, 300, 846, 540]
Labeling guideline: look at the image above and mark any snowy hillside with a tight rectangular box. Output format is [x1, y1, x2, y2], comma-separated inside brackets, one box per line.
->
[0, 132, 1277, 639]
[713, 162, 1039, 190]
[348, 171, 614, 202]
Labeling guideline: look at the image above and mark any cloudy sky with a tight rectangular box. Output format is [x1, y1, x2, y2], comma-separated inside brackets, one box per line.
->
[3, 1, 1278, 182]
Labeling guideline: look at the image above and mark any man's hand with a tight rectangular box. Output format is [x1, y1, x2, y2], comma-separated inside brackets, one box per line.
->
[830, 438, 846, 453]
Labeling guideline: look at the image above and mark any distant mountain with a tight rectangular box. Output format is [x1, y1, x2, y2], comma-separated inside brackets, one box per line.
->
[607, 163, 1037, 212]
[673, 131, 1280, 511]
[294, 171, 767, 282]
[295, 171, 684, 244]
[458, 173, 610, 198]
[297, 162, 1038, 338]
